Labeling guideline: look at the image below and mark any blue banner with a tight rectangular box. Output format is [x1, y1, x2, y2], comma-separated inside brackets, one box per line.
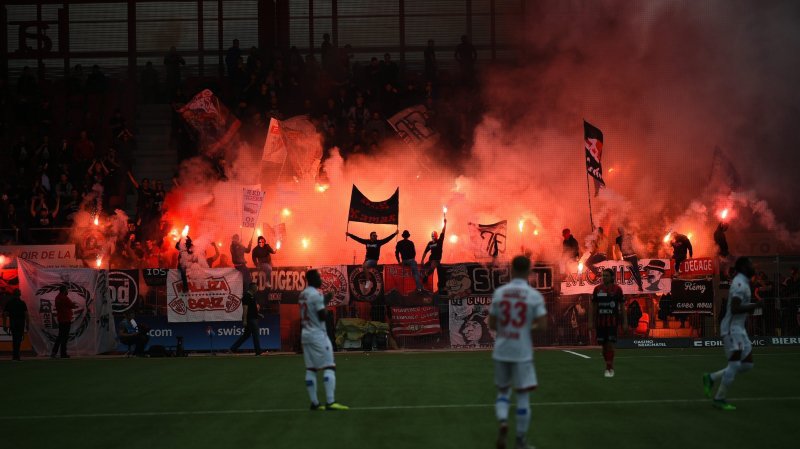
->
[114, 315, 280, 351]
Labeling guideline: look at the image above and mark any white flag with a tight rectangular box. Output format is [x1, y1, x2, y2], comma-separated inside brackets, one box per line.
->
[387, 105, 439, 147]
[467, 221, 507, 259]
[241, 185, 265, 228]
[262, 118, 287, 164]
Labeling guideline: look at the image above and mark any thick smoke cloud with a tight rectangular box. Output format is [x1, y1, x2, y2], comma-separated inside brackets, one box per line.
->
[160, 0, 800, 267]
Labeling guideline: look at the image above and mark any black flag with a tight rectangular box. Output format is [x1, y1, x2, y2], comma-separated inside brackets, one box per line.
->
[584, 120, 605, 195]
[347, 185, 399, 225]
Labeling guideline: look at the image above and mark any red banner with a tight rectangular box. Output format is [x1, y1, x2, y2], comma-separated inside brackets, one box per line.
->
[678, 258, 715, 276]
[383, 264, 434, 295]
[390, 306, 441, 337]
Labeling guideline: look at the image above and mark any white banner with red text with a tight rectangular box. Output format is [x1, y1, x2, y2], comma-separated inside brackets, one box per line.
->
[241, 186, 265, 228]
[390, 306, 441, 338]
[166, 268, 243, 322]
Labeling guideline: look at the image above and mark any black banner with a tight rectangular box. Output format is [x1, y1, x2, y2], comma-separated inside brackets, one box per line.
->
[670, 279, 713, 314]
[584, 120, 605, 193]
[347, 265, 384, 302]
[142, 268, 168, 286]
[347, 185, 399, 225]
[440, 263, 510, 300]
[617, 338, 692, 349]
[265, 266, 311, 303]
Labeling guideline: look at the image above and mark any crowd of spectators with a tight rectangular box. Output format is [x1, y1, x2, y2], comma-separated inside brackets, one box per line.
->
[170, 35, 481, 167]
[0, 34, 482, 266]
[1, 62, 139, 247]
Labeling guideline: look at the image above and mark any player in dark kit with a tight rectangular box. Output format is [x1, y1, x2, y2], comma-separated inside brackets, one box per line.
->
[589, 269, 627, 377]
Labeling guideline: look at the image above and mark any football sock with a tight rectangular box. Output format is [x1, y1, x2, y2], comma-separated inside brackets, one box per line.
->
[709, 368, 726, 382]
[323, 369, 336, 404]
[715, 361, 741, 400]
[603, 347, 614, 370]
[305, 370, 319, 405]
[495, 390, 511, 422]
[515, 391, 531, 441]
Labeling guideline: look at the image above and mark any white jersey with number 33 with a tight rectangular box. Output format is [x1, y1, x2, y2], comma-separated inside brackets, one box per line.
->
[490, 278, 547, 363]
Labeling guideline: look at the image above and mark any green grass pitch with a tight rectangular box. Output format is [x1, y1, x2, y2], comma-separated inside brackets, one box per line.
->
[2, 347, 798, 449]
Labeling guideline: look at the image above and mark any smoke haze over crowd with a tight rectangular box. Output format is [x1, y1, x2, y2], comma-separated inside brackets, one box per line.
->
[160, 0, 800, 266]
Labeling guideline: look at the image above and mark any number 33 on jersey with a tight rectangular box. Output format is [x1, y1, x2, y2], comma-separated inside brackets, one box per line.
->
[490, 278, 547, 362]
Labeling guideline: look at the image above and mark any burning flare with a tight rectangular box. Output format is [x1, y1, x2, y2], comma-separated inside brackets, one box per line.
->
[663, 231, 672, 243]
[315, 183, 329, 193]
[181, 225, 190, 237]
[578, 262, 584, 274]
[93, 216, 99, 226]
[518, 219, 524, 233]
[96, 256, 102, 268]
[282, 208, 291, 217]
[720, 208, 729, 220]
[449, 235, 458, 244]
[301, 238, 309, 249]
[533, 229, 539, 236]
[276, 240, 282, 250]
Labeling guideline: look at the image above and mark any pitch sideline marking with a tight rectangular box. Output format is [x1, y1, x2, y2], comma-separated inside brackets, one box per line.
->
[3, 396, 799, 421]
[561, 350, 591, 359]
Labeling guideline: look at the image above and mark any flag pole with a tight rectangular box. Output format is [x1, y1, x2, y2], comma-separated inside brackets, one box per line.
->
[585, 171, 595, 231]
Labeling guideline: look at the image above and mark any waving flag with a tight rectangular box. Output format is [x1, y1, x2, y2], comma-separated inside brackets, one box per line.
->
[584, 120, 605, 195]
[387, 104, 439, 147]
[178, 89, 241, 157]
[467, 221, 507, 259]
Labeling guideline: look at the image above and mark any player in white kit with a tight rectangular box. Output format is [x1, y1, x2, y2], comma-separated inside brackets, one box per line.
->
[489, 256, 548, 449]
[703, 257, 760, 410]
[299, 269, 349, 411]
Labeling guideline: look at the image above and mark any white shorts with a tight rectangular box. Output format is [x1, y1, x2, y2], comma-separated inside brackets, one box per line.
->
[494, 360, 538, 391]
[723, 332, 752, 360]
[302, 336, 335, 370]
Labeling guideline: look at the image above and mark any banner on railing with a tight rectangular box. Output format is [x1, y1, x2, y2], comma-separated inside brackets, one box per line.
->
[390, 306, 440, 337]
[265, 266, 311, 303]
[114, 315, 280, 351]
[166, 268, 243, 322]
[677, 258, 715, 277]
[560, 259, 672, 295]
[670, 279, 713, 314]
[316, 265, 350, 307]
[0, 244, 81, 268]
[449, 295, 495, 349]
[17, 260, 116, 356]
[383, 264, 434, 296]
[442, 263, 511, 300]
[348, 265, 384, 302]
[109, 270, 140, 314]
